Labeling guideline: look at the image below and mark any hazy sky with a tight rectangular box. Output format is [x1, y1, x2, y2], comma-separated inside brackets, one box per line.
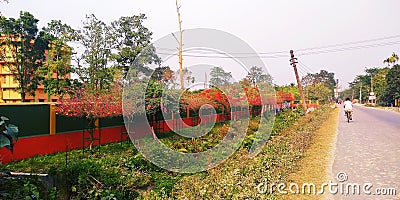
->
[1, 0, 400, 89]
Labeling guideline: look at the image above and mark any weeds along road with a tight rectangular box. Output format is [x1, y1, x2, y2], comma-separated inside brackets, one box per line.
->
[331, 105, 400, 200]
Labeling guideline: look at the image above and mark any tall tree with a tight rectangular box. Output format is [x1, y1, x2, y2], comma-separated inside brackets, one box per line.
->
[172, 67, 194, 89]
[75, 14, 114, 91]
[239, 77, 251, 88]
[0, 11, 48, 102]
[246, 66, 273, 87]
[209, 66, 232, 87]
[301, 70, 336, 90]
[306, 83, 332, 102]
[346, 67, 391, 104]
[183, 67, 195, 86]
[40, 20, 78, 98]
[110, 14, 160, 78]
[385, 64, 400, 104]
[151, 66, 174, 86]
[373, 68, 389, 103]
[348, 74, 369, 101]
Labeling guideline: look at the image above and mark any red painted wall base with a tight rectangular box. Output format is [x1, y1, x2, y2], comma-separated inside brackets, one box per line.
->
[0, 126, 128, 164]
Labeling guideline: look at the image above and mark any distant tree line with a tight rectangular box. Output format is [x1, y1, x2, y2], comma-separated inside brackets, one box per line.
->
[342, 52, 400, 106]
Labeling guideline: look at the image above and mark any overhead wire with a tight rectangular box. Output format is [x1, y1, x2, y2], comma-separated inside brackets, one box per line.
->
[295, 34, 400, 52]
[154, 34, 400, 59]
[297, 40, 400, 56]
[296, 64, 311, 75]
[297, 60, 314, 73]
[156, 34, 400, 54]
[155, 51, 289, 59]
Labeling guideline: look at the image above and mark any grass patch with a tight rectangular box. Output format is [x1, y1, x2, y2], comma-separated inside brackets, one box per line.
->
[283, 106, 339, 200]
[172, 105, 334, 199]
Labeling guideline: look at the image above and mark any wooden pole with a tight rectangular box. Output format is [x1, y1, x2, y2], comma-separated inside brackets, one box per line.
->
[176, 0, 184, 91]
[290, 50, 307, 113]
[49, 104, 56, 135]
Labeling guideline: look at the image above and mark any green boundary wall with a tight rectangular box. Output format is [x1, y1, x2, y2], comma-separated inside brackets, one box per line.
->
[0, 104, 50, 137]
[0, 104, 124, 137]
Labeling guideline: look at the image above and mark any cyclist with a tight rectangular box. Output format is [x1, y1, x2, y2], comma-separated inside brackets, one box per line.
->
[343, 98, 353, 120]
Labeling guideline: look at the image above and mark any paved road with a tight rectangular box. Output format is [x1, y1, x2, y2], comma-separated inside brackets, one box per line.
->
[331, 105, 400, 200]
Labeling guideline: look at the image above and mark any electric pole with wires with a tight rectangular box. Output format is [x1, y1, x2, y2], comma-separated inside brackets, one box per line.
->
[290, 50, 307, 113]
[175, 0, 184, 91]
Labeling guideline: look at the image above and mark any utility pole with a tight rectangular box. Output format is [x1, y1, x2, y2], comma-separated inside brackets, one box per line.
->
[370, 74, 376, 104]
[335, 79, 339, 100]
[359, 82, 362, 104]
[175, 0, 184, 91]
[290, 50, 307, 113]
[370, 74, 374, 93]
[204, 72, 208, 89]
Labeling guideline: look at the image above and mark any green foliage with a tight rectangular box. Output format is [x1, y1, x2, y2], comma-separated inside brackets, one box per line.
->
[271, 108, 304, 135]
[0, 176, 48, 200]
[2, 142, 178, 199]
[110, 14, 160, 78]
[151, 66, 174, 86]
[174, 106, 332, 199]
[344, 52, 400, 105]
[74, 14, 114, 91]
[385, 64, 400, 102]
[275, 84, 301, 100]
[151, 172, 181, 197]
[181, 67, 195, 86]
[301, 70, 336, 92]
[383, 52, 399, 66]
[158, 121, 229, 153]
[72, 13, 159, 91]
[144, 79, 164, 116]
[40, 20, 78, 98]
[373, 68, 390, 104]
[345, 73, 371, 101]
[246, 66, 273, 87]
[305, 83, 332, 102]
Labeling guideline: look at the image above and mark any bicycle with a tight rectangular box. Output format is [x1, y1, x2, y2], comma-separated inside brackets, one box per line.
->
[345, 110, 352, 123]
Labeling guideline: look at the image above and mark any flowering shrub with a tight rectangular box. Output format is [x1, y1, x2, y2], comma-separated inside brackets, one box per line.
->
[180, 86, 293, 114]
[276, 91, 295, 104]
[55, 86, 122, 119]
[180, 88, 232, 114]
[55, 85, 122, 149]
[244, 87, 261, 106]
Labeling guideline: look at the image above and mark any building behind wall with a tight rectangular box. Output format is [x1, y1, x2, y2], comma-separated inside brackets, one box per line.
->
[0, 35, 70, 103]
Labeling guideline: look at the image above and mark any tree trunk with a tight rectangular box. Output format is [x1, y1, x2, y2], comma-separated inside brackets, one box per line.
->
[21, 92, 26, 102]
[88, 118, 97, 150]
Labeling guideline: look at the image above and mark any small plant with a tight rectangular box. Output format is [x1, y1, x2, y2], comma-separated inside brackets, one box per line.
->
[0, 176, 47, 200]
[0, 116, 19, 153]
